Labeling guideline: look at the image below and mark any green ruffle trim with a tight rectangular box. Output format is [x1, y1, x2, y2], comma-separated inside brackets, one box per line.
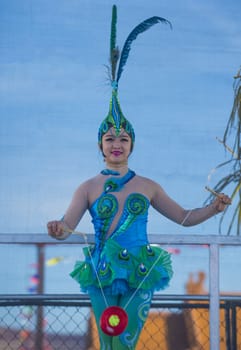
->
[70, 239, 173, 292]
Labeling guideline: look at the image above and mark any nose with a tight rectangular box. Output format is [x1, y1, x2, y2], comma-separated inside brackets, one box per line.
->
[113, 138, 121, 148]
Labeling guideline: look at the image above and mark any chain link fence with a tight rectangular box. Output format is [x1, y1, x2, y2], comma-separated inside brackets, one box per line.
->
[0, 295, 240, 350]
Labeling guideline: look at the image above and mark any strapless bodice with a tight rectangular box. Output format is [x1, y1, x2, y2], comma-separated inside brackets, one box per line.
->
[89, 192, 150, 248]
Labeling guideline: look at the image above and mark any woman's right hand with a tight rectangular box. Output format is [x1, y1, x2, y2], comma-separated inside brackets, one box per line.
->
[47, 220, 69, 240]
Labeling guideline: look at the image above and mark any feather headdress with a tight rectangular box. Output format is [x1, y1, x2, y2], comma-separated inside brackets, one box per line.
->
[98, 5, 172, 145]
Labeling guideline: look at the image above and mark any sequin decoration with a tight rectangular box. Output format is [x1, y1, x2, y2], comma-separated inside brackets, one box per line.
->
[104, 180, 119, 193]
[146, 245, 155, 256]
[138, 263, 148, 276]
[119, 249, 130, 260]
[99, 261, 110, 278]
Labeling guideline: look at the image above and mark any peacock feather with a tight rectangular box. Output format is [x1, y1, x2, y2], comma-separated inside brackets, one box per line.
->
[116, 16, 172, 83]
[110, 5, 120, 82]
[108, 6, 172, 85]
[110, 5, 117, 52]
[99, 6, 172, 143]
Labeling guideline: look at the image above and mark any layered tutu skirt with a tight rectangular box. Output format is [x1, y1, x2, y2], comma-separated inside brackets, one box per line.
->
[70, 238, 173, 295]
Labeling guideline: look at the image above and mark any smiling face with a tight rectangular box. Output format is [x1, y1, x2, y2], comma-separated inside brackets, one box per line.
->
[100, 127, 132, 166]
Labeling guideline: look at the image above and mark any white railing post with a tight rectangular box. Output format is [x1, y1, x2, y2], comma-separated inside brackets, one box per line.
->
[209, 243, 220, 350]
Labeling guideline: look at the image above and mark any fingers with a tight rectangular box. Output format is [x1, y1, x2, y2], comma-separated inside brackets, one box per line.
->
[206, 186, 232, 213]
[205, 186, 231, 205]
[47, 220, 64, 239]
[213, 193, 232, 213]
[217, 193, 232, 206]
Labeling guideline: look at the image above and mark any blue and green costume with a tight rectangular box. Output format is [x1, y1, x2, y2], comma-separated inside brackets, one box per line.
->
[71, 5, 172, 349]
[70, 170, 173, 349]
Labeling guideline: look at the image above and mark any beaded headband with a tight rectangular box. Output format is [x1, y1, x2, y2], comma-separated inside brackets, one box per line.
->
[98, 5, 172, 145]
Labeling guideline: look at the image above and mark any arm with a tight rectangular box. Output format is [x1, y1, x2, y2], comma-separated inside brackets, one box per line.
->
[150, 182, 231, 227]
[47, 182, 89, 240]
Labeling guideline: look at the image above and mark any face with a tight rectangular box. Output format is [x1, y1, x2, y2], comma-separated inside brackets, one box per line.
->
[100, 127, 132, 165]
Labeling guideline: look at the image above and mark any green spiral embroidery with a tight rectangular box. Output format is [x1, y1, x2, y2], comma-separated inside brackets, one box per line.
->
[127, 193, 148, 215]
[97, 194, 118, 219]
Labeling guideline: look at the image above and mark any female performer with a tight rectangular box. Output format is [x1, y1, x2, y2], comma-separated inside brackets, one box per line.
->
[47, 6, 231, 350]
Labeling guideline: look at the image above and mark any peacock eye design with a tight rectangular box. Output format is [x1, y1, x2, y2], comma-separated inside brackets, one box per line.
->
[102, 121, 109, 134]
[99, 261, 110, 277]
[137, 263, 148, 276]
[127, 194, 148, 216]
[146, 245, 155, 256]
[119, 248, 130, 260]
[104, 180, 118, 193]
[97, 194, 118, 219]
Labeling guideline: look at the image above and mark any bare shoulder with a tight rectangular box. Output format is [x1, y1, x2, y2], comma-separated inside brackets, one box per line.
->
[133, 174, 163, 197]
[135, 174, 160, 187]
[76, 174, 101, 190]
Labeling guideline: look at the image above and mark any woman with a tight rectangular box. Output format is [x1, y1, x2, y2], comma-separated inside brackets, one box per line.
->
[47, 122, 230, 349]
[47, 6, 231, 350]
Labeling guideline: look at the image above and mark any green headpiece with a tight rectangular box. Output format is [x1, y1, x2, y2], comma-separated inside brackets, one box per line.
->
[98, 5, 172, 145]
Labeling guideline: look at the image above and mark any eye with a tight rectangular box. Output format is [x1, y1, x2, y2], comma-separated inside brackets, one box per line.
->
[121, 137, 130, 142]
[104, 137, 114, 142]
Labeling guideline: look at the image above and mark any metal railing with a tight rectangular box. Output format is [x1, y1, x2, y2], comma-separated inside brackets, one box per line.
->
[0, 294, 241, 349]
[0, 233, 241, 350]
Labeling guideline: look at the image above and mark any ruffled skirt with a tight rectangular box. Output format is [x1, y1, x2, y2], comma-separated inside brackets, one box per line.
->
[70, 239, 173, 295]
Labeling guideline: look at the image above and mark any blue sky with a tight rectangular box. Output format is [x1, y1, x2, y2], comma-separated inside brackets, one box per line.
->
[0, 0, 241, 236]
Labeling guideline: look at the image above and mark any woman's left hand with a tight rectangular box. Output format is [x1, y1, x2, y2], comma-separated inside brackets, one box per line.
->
[212, 193, 232, 213]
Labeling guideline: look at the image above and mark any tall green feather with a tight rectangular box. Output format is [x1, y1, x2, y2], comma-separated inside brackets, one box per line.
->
[110, 5, 117, 53]
[110, 5, 119, 81]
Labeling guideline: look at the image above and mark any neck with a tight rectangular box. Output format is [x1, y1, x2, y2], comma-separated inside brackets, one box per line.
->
[104, 162, 129, 176]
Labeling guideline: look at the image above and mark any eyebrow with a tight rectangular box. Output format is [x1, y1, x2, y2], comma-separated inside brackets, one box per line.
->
[103, 133, 130, 139]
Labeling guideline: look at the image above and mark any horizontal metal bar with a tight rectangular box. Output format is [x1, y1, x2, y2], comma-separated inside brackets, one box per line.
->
[0, 233, 241, 245]
[0, 301, 208, 308]
[1, 295, 240, 309]
[0, 294, 240, 302]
